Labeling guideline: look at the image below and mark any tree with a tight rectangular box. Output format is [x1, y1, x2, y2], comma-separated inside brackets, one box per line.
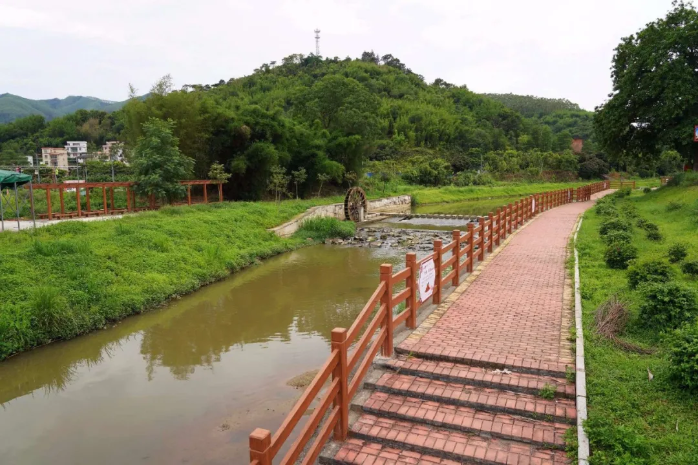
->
[595, 1, 698, 169]
[267, 165, 289, 203]
[291, 167, 307, 199]
[208, 162, 231, 183]
[132, 118, 194, 203]
[317, 173, 330, 197]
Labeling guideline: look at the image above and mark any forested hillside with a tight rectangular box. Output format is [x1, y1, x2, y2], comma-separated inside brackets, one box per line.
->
[0, 93, 126, 124]
[1, 53, 611, 199]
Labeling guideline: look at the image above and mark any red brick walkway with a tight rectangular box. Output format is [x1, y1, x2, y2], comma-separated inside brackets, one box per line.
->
[321, 194, 607, 465]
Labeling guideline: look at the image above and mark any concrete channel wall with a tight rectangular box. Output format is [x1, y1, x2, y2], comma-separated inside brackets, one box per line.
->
[269, 195, 411, 237]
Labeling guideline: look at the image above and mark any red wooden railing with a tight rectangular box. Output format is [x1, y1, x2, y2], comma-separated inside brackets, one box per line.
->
[248, 181, 609, 464]
[27, 180, 224, 220]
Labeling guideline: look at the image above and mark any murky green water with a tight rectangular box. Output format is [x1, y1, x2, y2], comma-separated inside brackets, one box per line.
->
[0, 246, 403, 465]
[413, 195, 522, 216]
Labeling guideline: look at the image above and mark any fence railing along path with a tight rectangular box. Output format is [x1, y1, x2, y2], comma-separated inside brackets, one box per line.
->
[24, 180, 224, 220]
[248, 181, 609, 465]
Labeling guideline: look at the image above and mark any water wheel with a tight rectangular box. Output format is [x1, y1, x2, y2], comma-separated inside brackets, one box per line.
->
[344, 187, 367, 221]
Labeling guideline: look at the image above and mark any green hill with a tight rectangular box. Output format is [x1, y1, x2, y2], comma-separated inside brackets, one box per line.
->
[0, 93, 126, 123]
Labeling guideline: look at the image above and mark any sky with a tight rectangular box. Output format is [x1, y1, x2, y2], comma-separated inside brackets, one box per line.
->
[0, 0, 676, 110]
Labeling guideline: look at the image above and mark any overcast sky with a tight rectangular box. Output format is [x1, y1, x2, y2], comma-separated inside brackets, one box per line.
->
[0, 0, 675, 110]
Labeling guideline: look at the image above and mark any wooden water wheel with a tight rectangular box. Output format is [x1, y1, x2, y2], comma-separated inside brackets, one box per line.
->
[344, 187, 367, 221]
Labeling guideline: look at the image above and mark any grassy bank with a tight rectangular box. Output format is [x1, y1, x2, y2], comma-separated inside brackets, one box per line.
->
[0, 200, 352, 361]
[576, 185, 698, 464]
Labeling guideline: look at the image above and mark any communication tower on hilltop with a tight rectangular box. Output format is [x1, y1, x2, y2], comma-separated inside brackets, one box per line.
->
[314, 29, 321, 56]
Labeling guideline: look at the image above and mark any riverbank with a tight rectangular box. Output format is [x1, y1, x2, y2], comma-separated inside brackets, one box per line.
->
[576, 184, 698, 463]
[0, 200, 354, 360]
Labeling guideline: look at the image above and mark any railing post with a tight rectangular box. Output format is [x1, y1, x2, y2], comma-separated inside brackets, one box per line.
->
[433, 240, 442, 305]
[507, 204, 513, 234]
[102, 186, 108, 215]
[187, 185, 192, 206]
[487, 213, 494, 253]
[46, 187, 52, 220]
[495, 208, 502, 245]
[249, 428, 272, 465]
[452, 230, 461, 286]
[477, 217, 485, 260]
[76, 185, 82, 217]
[380, 264, 394, 357]
[406, 253, 418, 329]
[331, 328, 349, 440]
[466, 224, 474, 272]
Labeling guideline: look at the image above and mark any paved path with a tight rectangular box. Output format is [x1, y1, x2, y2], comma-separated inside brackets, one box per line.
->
[321, 193, 608, 465]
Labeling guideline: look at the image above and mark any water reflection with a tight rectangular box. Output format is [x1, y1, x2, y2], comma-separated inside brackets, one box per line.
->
[0, 245, 403, 465]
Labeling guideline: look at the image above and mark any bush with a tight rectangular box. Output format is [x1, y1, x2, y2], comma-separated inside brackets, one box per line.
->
[668, 323, 698, 390]
[667, 171, 698, 187]
[627, 260, 673, 289]
[619, 203, 638, 218]
[453, 171, 475, 187]
[602, 230, 632, 246]
[636, 218, 649, 228]
[668, 244, 688, 263]
[666, 201, 684, 212]
[604, 242, 638, 269]
[600, 217, 633, 236]
[596, 201, 618, 217]
[642, 187, 652, 194]
[295, 217, 356, 242]
[473, 172, 495, 186]
[639, 282, 698, 330]
[646, 229, 663, 241]
[640, 221, 659, 232]
[616, 187, 632, 198]
[682, 260, 698, 278]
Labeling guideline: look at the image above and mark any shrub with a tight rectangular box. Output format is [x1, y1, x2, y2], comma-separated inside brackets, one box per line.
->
[646, 229, 663, 241]
[595, 201, 618, 216]
[642, 187, 652, 194]
[668, 244, 688, 263]
[627, 260, 673, 289]
[636, 218, 649, 229]
[296, 217, 356, 242]
[602, 230, 632, 246]
[600, 217, 632, 236]
[682, 260, 698, 278]
[616, 187, 632, 198]
[639, 282, 698, 330]
[473, 172, 495, 186]
[666, 201, 684, 212]
[638, 220, 658, 232]
[453, 171, 475, 187]
[604, 242, 638, 269]
[668, 323, 698, 390]
[620, 203, 638, 218]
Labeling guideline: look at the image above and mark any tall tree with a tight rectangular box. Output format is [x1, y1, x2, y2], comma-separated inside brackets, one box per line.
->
[595, 1, 698, 169]
[132, 118, 194, 203]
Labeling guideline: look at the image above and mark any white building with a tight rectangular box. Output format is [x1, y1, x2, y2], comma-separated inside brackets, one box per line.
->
[65, 141, 88, 164]
[102, 141, 125, 162]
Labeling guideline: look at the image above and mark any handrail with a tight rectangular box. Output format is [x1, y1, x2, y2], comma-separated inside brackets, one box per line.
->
[247, 180, 609, 464]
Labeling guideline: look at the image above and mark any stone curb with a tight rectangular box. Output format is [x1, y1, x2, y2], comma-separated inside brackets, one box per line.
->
[573, 216, 590, 464]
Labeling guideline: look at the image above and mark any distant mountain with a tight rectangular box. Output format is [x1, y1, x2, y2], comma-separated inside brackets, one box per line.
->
[0, 93, 127, 124]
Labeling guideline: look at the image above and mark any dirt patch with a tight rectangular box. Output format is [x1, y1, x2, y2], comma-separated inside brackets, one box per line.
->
[286, 369, 319, 389]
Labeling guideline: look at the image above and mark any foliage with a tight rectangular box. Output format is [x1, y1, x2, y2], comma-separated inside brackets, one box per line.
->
[131, 118, 194, 203]
[538, 384, 556, 400]
[482, 94, 581, 118]
[639, 282, 698, 330]
[294, 217, 355, 242]
[643, 187, 652, 194]
[667, 171, 698, 187]
[595, 2, 698, 169]
[645, 229, 663, 242]
[627, 260, 673, 289]
[668, 244, 688, 263]
[207, 162, 231, 183]
[604, 242, 638, 269]
[668, 323, 698, 390]
[402, 156, 452, 186]
[666, 201, 684, 212]
[267, 165, 290, 203]
[585, 416, 651, 465]
[291, 167, 308, 199]
[600, 217, 633, 236]
[602, 230, 632, 246]
[682, 260, 698, 278]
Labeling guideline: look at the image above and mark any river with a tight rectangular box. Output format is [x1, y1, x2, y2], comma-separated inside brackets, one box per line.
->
[0, 246, 404, 465]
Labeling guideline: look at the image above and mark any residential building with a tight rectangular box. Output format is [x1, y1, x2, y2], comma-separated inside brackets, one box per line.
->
[41, 147, 69, 168]
[65, 141, 88, 164]
[102, 141, 125, 162]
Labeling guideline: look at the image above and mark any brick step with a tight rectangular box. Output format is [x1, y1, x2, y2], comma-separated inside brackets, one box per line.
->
[376, 356, 575, 399]
[320, 416, 568, 464]
[394, 346, 570, 378]
[364, 372, 576, 424]
[355, 392, 568, 449]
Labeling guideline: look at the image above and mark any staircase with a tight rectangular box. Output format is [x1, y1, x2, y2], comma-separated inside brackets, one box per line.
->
[320, 351, 573, 464]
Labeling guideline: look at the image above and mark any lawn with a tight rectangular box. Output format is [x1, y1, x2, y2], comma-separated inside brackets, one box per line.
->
[576, 184, 698, 464]
[0, 199, 351, 361]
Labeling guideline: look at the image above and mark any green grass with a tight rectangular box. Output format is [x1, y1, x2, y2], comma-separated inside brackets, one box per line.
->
[0, 199, 350, 360]
[295, 217, 356, 242]
[577, 186, 698, 464]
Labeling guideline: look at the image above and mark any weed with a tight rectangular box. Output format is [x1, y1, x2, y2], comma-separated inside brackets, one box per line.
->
[538, 383, 556, 400]
[666, 200, 685, 212]
[566, 366, 576, 383]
